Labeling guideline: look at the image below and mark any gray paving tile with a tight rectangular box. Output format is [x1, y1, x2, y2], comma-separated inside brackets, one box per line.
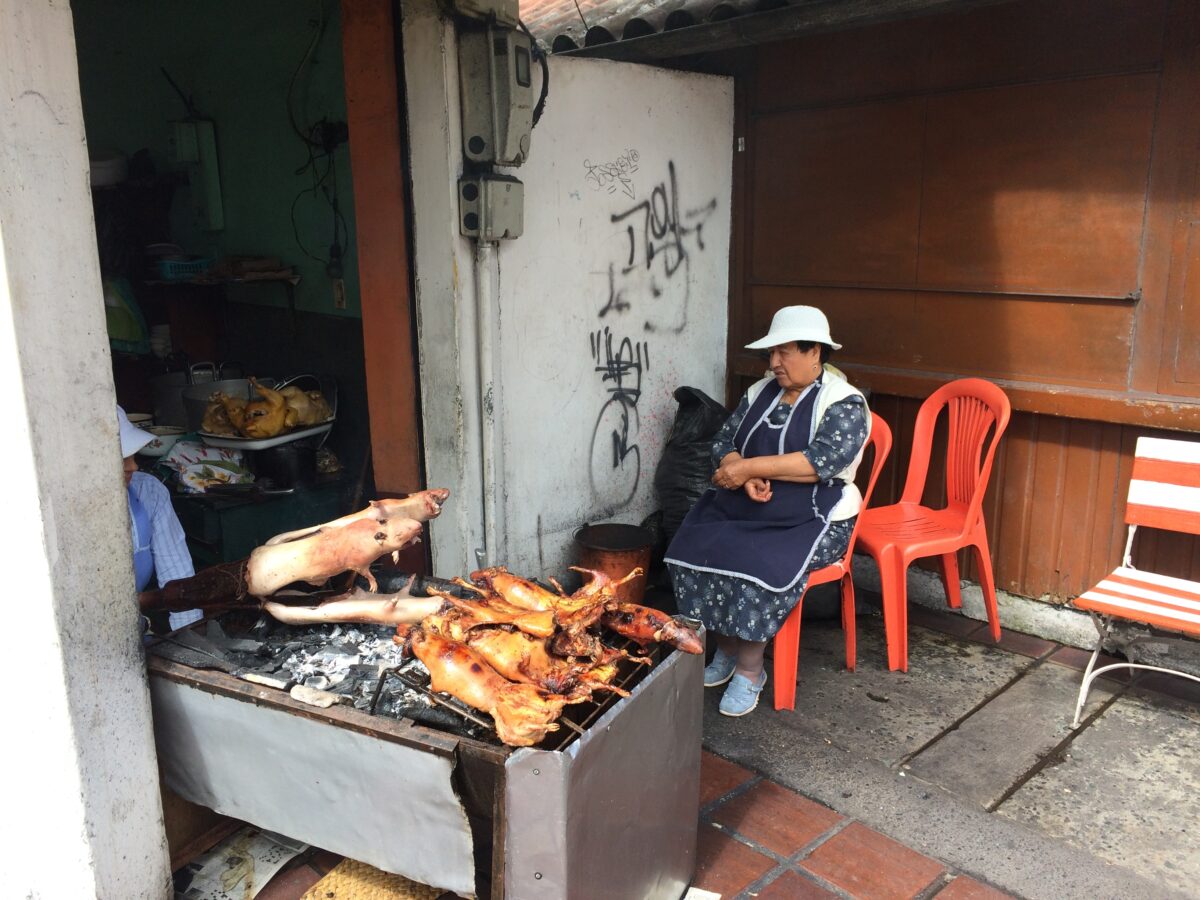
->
[749, 617, 1032, 766]
[996, 690, 1200, 897]
[904, 662, 1117, 808]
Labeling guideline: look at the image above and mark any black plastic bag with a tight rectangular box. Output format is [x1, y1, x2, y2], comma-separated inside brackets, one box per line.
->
[654, 386, 731, 542]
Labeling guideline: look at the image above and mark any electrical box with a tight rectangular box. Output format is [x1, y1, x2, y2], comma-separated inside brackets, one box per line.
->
[451, 0, 518, 27]
[169, 119, 224, 232]
[459, 25, 534, 167]
[459, 174, 523, 241]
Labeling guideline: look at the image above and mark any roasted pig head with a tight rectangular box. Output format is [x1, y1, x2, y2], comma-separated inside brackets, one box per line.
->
[264, 490, 449, 547]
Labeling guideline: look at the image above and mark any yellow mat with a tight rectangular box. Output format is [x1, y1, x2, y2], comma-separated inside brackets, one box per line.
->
[301, 858, 448, 900]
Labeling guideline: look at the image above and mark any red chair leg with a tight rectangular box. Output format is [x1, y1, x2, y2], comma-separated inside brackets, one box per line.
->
[939, 552, 963, 609]
[972, 536, 1001, 641]
[841, 573, 856, 672]
[773, 596, 804, 711]
[877, 548, 911, 672]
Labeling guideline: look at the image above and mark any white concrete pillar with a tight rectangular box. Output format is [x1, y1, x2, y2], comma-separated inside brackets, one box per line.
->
[400, 0, 485, 576]
[0, 2, 171, 896]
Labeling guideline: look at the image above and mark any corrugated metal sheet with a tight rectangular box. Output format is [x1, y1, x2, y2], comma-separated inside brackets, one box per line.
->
[523, 0, 1014, 57]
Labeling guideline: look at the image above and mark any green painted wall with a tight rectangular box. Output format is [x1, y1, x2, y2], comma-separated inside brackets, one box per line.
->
[73, 0, 361, 317]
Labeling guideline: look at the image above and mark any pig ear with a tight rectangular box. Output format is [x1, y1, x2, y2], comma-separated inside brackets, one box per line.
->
[369, 500, 383, 510]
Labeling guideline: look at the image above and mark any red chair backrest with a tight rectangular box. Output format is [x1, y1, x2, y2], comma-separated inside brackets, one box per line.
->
[899, 378, 1011, 525]
[1126, 436, 1200, 536]
[843, 413, 893, 561]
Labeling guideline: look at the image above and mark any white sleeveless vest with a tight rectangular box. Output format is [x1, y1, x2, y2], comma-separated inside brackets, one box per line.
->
[742, 366, 870, 521]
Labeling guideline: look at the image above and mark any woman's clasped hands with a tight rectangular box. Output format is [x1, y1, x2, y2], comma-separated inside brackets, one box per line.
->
[713, 454, 773, 503]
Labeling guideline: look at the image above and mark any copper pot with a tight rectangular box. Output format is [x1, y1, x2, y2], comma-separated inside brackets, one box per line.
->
[573, 523, 654, 604]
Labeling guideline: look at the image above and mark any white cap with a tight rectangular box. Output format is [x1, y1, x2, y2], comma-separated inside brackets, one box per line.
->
[745, 305, 842, 351]
[117, 405, 153, 458]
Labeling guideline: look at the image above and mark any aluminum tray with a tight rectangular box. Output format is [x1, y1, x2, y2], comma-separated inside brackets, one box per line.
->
[199, 420, 333, 451]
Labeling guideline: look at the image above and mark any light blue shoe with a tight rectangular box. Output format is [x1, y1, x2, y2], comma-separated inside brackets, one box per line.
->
[719, 670, 768, 717]
[704, 649, 737, 687]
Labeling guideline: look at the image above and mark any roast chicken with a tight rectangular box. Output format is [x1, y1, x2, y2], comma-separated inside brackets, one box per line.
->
[201, 377, 333, 439]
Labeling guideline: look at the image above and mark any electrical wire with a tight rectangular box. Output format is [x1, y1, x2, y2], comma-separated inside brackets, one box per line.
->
[287, 0, 328, 148]
[520, 20, 551, 128]
[286, 0, 352, 271]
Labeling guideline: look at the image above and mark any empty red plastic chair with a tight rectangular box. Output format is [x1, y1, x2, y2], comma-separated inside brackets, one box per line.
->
[856, 379, 1011, 672]
[774, 414, 892, 711]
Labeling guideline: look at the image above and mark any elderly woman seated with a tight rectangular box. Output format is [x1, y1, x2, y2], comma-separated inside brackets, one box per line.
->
[665, 306, 869, 716]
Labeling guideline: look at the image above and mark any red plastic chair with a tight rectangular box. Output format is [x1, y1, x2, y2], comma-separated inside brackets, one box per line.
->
[774, 414, 892, 711]
[856, 378, 1011, 672]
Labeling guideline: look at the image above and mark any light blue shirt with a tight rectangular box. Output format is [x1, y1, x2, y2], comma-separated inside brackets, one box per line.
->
[129, 471, 201, 630]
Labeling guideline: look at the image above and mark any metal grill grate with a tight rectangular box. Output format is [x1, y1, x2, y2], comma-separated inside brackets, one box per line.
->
[367, 633, 669, 750]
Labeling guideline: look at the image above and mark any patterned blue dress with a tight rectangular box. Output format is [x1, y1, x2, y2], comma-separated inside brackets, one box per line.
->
[668, 393, 869, 641]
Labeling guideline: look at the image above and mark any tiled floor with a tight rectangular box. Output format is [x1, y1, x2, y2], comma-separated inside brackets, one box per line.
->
[692, 752, 1015, 900]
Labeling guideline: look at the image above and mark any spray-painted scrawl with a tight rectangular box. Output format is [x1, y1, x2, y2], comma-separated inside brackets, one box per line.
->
[600, 160, 718, 333]
[589, 327, 650, 513]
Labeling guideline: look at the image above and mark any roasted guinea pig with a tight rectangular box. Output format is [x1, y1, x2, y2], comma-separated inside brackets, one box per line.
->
[246, 514, 423, 597]
[408, 627, 572, 747]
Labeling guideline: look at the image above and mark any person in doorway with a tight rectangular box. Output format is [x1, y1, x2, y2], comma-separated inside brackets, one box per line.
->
[118, 406, 201, 632]
[664, 306, 869, 716]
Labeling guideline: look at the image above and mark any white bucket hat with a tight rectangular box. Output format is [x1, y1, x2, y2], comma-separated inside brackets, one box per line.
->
[745, 305, 842, 351]
[117, 405, 153, 458]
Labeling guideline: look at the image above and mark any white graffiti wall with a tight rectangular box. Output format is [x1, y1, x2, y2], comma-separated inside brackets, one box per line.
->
[496, 56, 733, 578]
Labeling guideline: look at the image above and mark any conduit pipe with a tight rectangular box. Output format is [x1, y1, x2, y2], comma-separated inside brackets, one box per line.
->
[472, 238, 505, 567]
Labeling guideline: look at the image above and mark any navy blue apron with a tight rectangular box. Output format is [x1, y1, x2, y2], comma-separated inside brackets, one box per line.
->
[128, 485, 155, 592]
[665, 378, 842, 592]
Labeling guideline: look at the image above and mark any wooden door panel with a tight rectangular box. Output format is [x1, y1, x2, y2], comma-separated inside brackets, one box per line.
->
[1165, 222, 1200, 385]
[750, 286, 1132, 386]
[750, 99, 923, 285]
[919, 74, 1158, 298]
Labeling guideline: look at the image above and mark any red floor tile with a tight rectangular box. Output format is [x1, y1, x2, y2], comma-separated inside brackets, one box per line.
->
[800, 822, 944, 900]
[935, 874, 1017, 899]
[710, 780, 844, 856]
[692, 822, 777, 897]
[1136, 671, 1200, 705]
[755, 869, 840, 898]
[255, 862, 322, 900]
[908, 605, 986, 639]
[699, 749, 756, 807]
[1045, 645, 1132, 680]
[975, 628, 1057, 658]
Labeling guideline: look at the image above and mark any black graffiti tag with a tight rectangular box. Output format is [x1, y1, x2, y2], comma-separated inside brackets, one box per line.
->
[588, 327, 650, 511]
[600, 160, 718, 331]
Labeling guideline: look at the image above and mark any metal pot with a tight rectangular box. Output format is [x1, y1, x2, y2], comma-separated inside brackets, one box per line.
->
[574, 523, 654, 603]
[183, 379, 253, 432]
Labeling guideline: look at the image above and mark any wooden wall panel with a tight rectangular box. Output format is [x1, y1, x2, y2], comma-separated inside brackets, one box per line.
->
[750, 100, 923, 284]
[752, 0, 1166, 113]
[1165, 223, 1200, 385]
[750, 286, 1134, 387]
[861, 393, 1200, 601]
[919, 74, 1158, 297]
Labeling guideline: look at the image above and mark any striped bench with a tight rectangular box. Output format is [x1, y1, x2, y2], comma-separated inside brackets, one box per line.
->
[1070, 436, 1200, 726]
